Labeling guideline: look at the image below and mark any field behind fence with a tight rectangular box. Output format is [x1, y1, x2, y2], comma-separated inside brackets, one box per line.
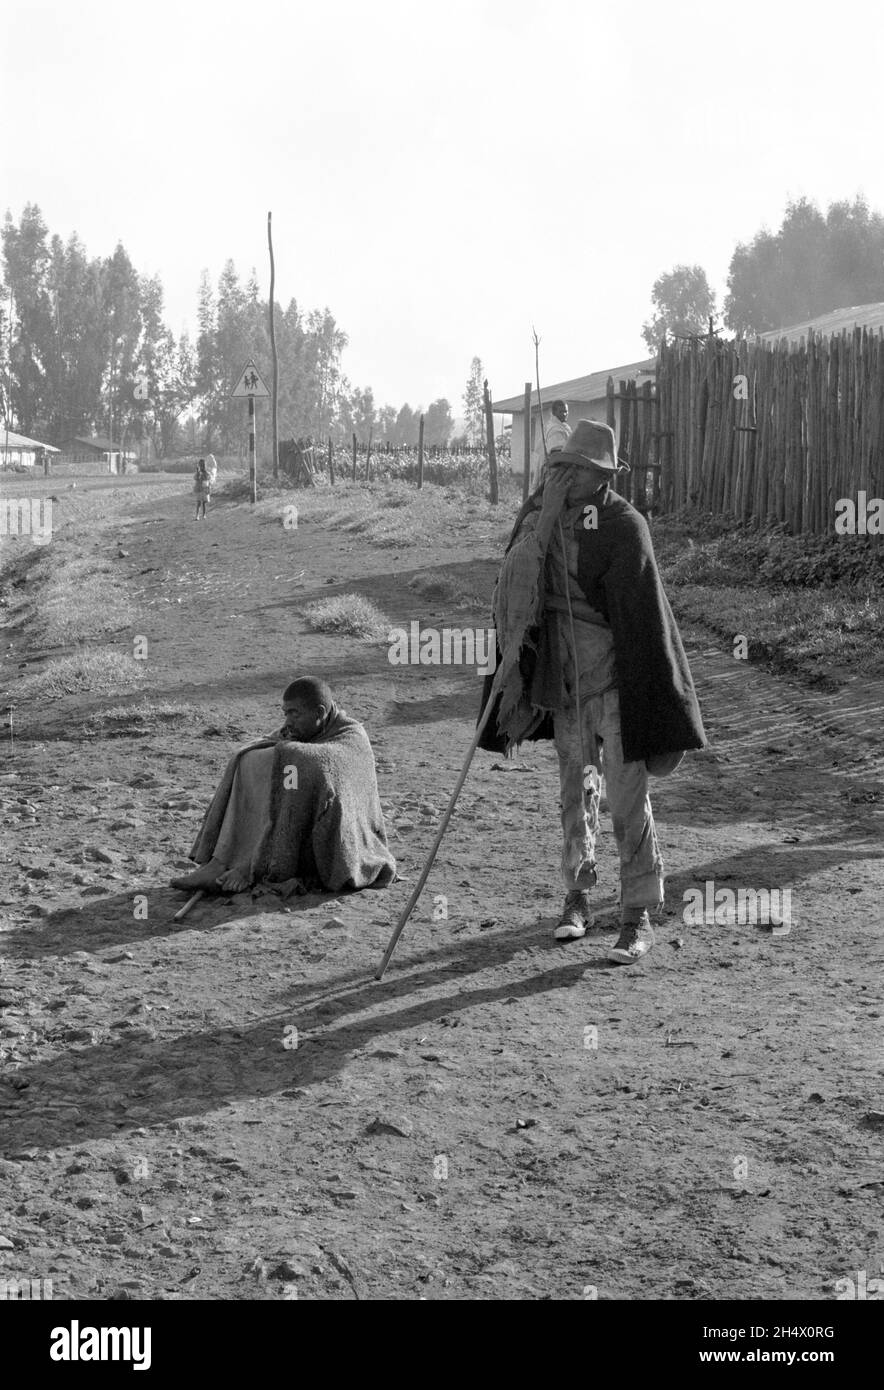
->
[657, 330, 884, 534]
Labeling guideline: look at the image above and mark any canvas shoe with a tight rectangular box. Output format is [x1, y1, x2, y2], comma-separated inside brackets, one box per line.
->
[554, 889, 594, 941]
[608, 913, 655, 964]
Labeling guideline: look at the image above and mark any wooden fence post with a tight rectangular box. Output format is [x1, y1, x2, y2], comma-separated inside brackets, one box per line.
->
[328, 436, 335, 485]
[352, 432, 357, 481]
[522, 382, 532, 501]
[366, 429, 373, 482]
[618, 380, 630, 503]
[417, 414, 424, 489]
[641, 378, 652, 511]
[483, 378, 499, 505]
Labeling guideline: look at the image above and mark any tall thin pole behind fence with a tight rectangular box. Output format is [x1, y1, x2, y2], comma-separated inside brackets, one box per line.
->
[267, 211, 280, 480]
[417, 414, 424, 489]
[2, 288, 12, 475]
[522, 382, 531, 500]
[483, 378, 499, 505]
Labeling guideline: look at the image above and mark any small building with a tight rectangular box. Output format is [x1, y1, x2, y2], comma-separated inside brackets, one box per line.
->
[0, 430, 61, 470]
[492, 357, 656, 476]
[60, 436, 136, 473]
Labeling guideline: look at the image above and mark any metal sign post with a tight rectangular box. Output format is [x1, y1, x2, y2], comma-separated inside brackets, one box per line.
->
[231, 359, 270, 504]
[248, 393, 257, 503]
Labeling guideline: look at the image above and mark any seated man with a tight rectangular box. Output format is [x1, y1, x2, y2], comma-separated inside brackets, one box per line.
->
[171, 677, 396, 895]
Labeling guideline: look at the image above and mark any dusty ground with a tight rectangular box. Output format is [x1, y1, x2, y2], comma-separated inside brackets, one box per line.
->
[0, 474, 882, 1301]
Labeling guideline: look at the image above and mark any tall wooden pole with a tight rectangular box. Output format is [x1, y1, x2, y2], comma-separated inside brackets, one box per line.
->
[417, 413, 424, 489]
[483, 378, 499, 504]
[366, 428, 373, 482]
[532, 328, 548, 468]
[267, 212, 280, 480]
[328, 436, 335, 485]
[352, 432, 357, 480]
[522, 381, 531, 500]
[108, 335, 114, 473]
[2, 289, 12, 475]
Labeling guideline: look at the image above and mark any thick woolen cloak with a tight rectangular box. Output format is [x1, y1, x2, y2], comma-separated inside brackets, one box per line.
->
[190, 710, 396, 892]
[478, 485, 707, 765]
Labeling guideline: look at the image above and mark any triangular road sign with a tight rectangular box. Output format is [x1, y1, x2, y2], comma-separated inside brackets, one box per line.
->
[231, 359, 270, 398]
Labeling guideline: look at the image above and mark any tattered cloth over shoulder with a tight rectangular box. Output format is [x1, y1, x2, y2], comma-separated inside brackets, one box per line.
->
[190, 710, 397, 892]
[478, 488, 707, 765]
[482, 500, 554, 750]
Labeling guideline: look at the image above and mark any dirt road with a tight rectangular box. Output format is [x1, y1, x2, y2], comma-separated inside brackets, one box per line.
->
[1, 480, 882, 1300]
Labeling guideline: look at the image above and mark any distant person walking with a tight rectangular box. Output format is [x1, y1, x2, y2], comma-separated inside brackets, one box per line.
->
[530, 399, 570, 490]
[193, 457, 213, 521]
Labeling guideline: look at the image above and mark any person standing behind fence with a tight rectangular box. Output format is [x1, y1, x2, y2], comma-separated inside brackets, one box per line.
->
[531, 400, 570, 490]
[193, 457, 212, 521]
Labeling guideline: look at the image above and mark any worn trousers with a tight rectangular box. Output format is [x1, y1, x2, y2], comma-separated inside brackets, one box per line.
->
[553, 687, 664, 919]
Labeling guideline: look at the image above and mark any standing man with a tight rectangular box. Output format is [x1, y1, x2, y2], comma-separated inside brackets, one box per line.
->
[481, 420, 706, 965]
[530, 399, 570, 489]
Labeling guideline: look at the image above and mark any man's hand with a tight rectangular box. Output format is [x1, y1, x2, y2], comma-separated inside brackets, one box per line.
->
[536, 464, 574, 545]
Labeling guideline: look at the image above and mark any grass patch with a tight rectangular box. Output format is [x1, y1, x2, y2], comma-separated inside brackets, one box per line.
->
[0, 545, 53, 623]
[14, 651, 145, 699]
[408, 572, 461, 601]
[32, 554, 135, 646]
[301, 593, 391, 640]
[216, 474, 302, 503]
[84, 699, 198, 736]
[406, 570, 484, 608]
[292, 479, 519, 553]
[2, 541, 135, 646]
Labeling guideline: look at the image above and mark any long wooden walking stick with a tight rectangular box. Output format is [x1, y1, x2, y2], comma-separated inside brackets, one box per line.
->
[375, 684, 500, 980]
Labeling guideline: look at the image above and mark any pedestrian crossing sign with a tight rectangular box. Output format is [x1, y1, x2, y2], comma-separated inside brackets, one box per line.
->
[231, 360, 270, 398]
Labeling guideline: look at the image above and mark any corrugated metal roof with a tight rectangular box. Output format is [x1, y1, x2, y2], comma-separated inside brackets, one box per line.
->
[760, 301, 884, 345]
[72, 435, 120, 450]
[492, 357, 656, 414]
[0, 430, 60, 452]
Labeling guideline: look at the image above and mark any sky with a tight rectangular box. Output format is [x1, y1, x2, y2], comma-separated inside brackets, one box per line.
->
[4, 0, 884, 414]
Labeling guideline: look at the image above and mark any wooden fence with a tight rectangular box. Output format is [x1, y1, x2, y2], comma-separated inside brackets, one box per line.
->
[656, 330, 884, 533]
[605, 376, 660, 511]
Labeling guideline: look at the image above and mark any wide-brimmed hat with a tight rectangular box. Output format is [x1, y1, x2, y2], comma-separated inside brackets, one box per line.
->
[551, 420, 629, 473]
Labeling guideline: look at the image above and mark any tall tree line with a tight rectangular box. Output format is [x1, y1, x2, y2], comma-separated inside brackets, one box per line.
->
[1, 204, 195, 456]
[1, 203, 455, 456]
[643, 195, 884, 346]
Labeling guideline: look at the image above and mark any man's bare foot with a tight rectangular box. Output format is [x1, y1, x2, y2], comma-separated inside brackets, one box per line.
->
[216, 867, 252, 893]
[170, 858, 226, 891]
